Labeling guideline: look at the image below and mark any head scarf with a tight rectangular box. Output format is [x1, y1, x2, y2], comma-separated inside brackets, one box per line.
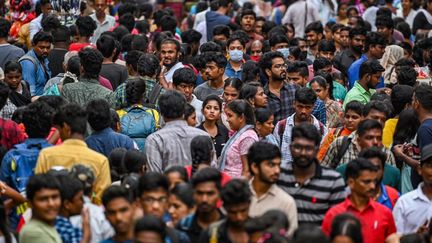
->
[380, 45, 404, 84]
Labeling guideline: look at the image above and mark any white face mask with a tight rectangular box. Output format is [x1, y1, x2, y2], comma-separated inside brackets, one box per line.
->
[229, 50, 243, 62]
[277, 48, 290, 58]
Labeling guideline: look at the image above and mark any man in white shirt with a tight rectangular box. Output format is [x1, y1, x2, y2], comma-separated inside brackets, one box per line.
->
[393, 144, 432, 234]
[90, 0, 116, 44]
[248, 141, 298, 236]
[281, 0, 320, 38]
[159, 38, 184, 83]
[29, 0, 53, 40]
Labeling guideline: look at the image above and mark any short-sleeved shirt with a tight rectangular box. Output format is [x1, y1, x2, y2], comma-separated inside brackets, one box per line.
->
[194, 82, 224, 101]
[100, 63, 129, 90]
[343, 81, 376, 109]
[19, 219, 62, 243]
[197, 123, 229, 158]
[417, 119, 432, 149]
[55, 216, 83, 243]
[223, 129, 258, 178]
[322, 197, 396, 243]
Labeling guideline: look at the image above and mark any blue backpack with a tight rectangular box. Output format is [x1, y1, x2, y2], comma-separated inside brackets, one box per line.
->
[8, 143, 45, 194]
[120, 105, 157, 151]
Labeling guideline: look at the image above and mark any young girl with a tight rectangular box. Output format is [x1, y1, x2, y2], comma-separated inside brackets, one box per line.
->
[255, 108, 278, 147]
[221, 78, 243, 130]
[198, 95, 228, 158]
[219, 100, 258, 178]
[238, 82, 268, 108]
[184, 103, 197, 127]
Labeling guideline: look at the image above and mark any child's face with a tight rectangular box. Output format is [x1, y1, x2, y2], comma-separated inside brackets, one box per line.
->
[4, 70, 22, 90]
[186, 112, 197, 127]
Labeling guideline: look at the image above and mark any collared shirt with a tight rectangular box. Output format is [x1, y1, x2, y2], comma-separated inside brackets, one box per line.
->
[224, 61, 242, 80]
[20, 49, 51, 96]
[20, 219, 62, 243]
[164, 62, 184, 83]
[113, 77, 165, 109]
[393, 183, 432, 234]
[62, 78, 114, 108]
[312, 99, 327, 125]
[145, 120, 211, 173]
[322, 132, 396, 168]
[377, 184, 399, 210]
[249, 182, 298, 236]
[322, 197, 396, 243]
[197, 122, 228, 157]
[90, 14, 116, 45]
[35, 139, 111, 204]
[86, 128, 136, 157]
[55, 216, 83, 243]
[274, 113, 327, 167]
[343, 81, 376, 109]
[334, 48, 358, 76]
[277, 162, 347, 225]
[347, 54, 384, 90]
[264, 82, 297, 124]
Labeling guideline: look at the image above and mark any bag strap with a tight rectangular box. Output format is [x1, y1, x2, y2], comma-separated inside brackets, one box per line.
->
[148, 83, 162, 105]
[126, 105, 147, 113]
[330, 136, 352, 169]
[19, 55, 38, 70]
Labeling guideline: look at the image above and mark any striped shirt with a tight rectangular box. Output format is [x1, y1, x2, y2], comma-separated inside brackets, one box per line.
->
[277, 162, 347, 226]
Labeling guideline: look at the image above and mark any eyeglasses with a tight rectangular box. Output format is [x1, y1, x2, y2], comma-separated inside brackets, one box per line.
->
[141, 196, 167, 205]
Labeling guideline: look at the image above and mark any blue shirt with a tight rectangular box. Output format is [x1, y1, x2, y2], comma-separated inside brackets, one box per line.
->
[85, 128, 135, 157]
[224, 62, 242, 80]
[20, 49, 52, 96]
[377, 183, 394, 210]
[347, 54, 384, 90]
[312, 99, 327, 125]
[55, 216, 83, 243]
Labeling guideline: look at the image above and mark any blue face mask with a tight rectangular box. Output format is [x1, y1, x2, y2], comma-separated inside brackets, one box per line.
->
[229, 50, 244, 62]
[277, 48, 290, 58]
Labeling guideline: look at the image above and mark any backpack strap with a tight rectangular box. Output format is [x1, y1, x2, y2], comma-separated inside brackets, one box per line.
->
[125, 105, 147, 113]
[278, 118, 287, 145]
[147, 83, 162, 105]
[18, 55, 38, 70]
[330, 136, 352, 169]
[209, 220, 225, 243]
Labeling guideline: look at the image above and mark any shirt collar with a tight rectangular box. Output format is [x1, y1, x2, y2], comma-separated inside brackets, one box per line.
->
[249, 179, 278, 197]
[62, 139, 87, 147]
[414, 183, 432, 202]
[344, 196, 376, 211]
[377, 183, 389, 202]
[353, 81, 372, 96]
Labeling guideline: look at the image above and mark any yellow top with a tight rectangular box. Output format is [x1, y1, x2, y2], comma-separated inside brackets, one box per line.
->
[383, 118, 399, 148]
[35, 139, 111, 205]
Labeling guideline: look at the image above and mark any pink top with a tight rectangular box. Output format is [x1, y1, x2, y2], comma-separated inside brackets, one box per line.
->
[98, 76, 113, 91]
[223, 129, 258, 178]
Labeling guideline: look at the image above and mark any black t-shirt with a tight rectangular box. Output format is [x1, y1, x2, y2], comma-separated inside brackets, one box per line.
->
[100, 63, 128, 90]
[48, 48, 68, 78]
[413, 11, 432, 35]
[197, 123, 229, 158]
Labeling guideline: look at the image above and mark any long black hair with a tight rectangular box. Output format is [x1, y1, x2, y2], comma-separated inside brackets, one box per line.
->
[393, 108, 420, 145]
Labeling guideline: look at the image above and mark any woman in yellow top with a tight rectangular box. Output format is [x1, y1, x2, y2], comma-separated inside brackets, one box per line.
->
[318, 100, 364, 161]
[117, 77, 160, 151]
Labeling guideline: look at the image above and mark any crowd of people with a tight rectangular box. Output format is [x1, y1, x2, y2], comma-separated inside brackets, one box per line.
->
[0, 0, 432, 242]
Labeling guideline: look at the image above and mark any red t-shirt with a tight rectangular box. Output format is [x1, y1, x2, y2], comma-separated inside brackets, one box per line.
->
[68, 43, 95, 52]
[322, 197, 396, 243]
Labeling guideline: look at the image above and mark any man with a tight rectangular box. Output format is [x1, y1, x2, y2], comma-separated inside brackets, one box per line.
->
[159, 38, 184, 83]
[97, 35, 128, 89]
[90, 0, 115, 45]
[393, 144, 432, 235]
[274, 87, 328, 166]
[101, 185, 135, 243]
[281, 0, 320, 38]
[278, 123, 346, 226]
[85, 99, 136, 157]
[334, 27, 367, 76]
[194, 52, 227, 101]
[177, 168, 224, 242]
[322, 158, 397, 243]
[362, 100, 391, 126]
[239, 9, 263, 47]
[225, 36, 246, 80]
[145, 90, 210, 172]
[248, 142, 298, 236]
[344, 59, 385, 109]
[54, 175, 90, 243]
[35, 103, 111, 204]
[29, 0, 53, 40]
[19, 174, 62, 243]
[199, 179, 251, 242]
[173, 68, 204, 124]
[332, 24, 350, 53]
[62, 47, 113, 107]
[376, 16, 398, 45]
[205, 0, 232, 41]
[212, 25, 230, 43]
[412, 83, 432, 188]
[269, 35, 290, 59]
[261, 51, 297, 123]
[0, 18, 24, 69]
[48, 26, 70, 77]
[0, 101, 53, 229]
[347, 32, 386, 89]
[304, 21, 324, 62]
[69, 16, 97, 52]
[20, 31, 53, 96]
[307, 41, 340, 80]
[322, 119, 396, 169]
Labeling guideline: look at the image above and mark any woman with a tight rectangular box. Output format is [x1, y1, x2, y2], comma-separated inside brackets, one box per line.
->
[168, 183, 195, 227]
[198, 95, 228, 158]
[164, 166, 189, 190]
[238, 82, 268, 108]
[310, 76, 343, 128]
[117, 78, 159, 150]
[255, 108, 278, 147]
[318, 101, 364, 161]
[397, 0, 419, 29]
[392, 109, 421, 194]
[221, 78, 243, 130]
[336, 2, 349, 25]
[330, 214, 362, 243]
[219, 100, 258, 178]
[380, 45, 405, 85]
[184, 103, 197, 127]
[413, 0, 432, 35]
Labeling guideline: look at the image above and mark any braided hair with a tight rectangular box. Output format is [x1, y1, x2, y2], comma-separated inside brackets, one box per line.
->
[125, 77, 146, 106]
[190, 135, 214, 176]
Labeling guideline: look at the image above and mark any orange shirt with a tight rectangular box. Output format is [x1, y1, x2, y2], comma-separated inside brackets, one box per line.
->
[318, 127, 352, 162]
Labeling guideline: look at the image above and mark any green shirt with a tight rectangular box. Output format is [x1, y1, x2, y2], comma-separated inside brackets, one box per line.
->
[336, 163, 401, 191]
[62, 78, 114, 108]
[19, 219, 62, 243]
[333, 81, 347, 102]
[343, 81, 376, 109]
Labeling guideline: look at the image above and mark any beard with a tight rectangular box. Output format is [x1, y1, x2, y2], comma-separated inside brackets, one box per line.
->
[292, 156, 314, 168]
[164, 59, 178, 69]
[272, 72, 286, 82]
[352, 45, 363, 54]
